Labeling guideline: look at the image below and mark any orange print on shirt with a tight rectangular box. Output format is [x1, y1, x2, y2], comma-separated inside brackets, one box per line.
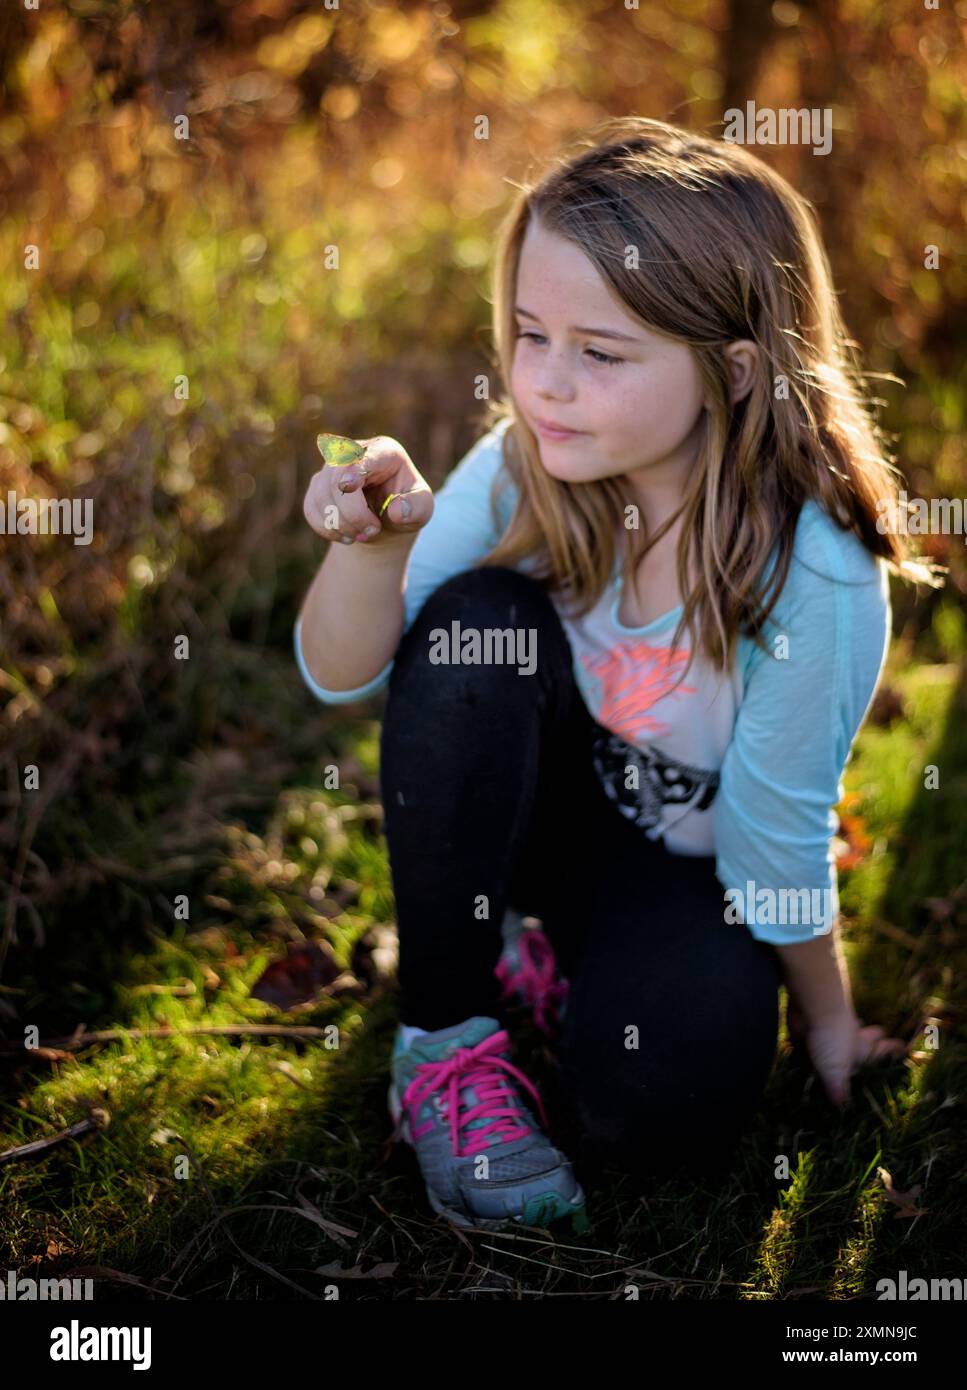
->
[580, 641, 696, 743]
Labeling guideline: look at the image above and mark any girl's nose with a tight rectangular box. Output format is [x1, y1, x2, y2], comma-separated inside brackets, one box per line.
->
[534, 361, 576, 400]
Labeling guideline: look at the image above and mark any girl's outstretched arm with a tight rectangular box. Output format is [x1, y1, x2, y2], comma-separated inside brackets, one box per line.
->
[298, 532, 418, 696]
[776, 918, 854, 1022]
[713, 501, 906, 1103]
[775, 922, 907, 1108]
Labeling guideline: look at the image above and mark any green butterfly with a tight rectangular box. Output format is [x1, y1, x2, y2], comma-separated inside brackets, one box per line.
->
[317, 433, 368, 467]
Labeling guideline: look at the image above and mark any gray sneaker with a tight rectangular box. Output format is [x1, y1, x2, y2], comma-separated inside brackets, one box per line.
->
[388, 1016, 587, 1232]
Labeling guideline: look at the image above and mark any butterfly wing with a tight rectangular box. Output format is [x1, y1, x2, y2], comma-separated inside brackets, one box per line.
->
[316, 433, 367, 467]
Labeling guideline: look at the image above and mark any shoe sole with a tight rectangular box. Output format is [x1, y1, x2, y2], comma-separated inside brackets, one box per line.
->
[388, 1081, 589, 1235]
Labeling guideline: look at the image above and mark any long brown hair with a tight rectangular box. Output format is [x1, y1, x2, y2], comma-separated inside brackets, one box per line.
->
[476, 116, 945, 682]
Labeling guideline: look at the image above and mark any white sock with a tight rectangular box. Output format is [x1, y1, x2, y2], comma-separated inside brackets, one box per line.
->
[398, 1024, 429, 1049]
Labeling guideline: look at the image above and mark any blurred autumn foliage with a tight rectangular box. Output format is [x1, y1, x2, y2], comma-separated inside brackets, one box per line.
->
[0, 0, 965, 956]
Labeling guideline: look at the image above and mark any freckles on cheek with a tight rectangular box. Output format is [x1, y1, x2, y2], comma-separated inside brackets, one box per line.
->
[606, 383, 650, 432]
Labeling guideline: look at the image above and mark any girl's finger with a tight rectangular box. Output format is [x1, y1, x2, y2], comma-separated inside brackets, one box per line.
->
[381, 485, 432, 527]
[857, 1029, 905, 1063]
[380, 491, 412, 522]
[825, 1074, 850, 1109]
[819, 1057, 852, 1108]
[304, 480, 372, 544]
[336, 465, 367, 495]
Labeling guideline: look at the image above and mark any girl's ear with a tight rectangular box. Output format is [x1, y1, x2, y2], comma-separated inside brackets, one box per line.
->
[723, 340, 759, 404]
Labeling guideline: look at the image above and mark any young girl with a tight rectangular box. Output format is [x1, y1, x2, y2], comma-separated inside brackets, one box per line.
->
[295, 118, 939, 1233]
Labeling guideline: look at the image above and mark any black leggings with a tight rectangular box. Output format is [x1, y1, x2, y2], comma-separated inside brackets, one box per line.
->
[379, 565, 782, 1176]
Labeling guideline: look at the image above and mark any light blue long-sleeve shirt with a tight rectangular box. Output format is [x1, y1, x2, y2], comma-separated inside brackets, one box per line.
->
[294, 419, 892, 945]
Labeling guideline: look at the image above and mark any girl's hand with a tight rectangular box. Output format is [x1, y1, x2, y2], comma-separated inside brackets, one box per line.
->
[790, 1002, 907, 1108]
[303, 434, 434, 547]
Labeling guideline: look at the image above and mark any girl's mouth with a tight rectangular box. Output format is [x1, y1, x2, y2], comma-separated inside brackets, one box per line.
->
[532, 418, 585, 441]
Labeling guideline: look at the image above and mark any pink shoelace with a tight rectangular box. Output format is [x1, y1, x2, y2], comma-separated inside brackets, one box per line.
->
[495, 928, 569, 1037]
[396, 1030, 550, 1158]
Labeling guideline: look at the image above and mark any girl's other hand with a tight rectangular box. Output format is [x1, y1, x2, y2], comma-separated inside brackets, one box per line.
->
[796, 1006, 907, 1108]
[303, 434, 434, 547]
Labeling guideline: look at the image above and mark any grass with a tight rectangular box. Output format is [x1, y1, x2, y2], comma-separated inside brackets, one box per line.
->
[1, 600, 964, 1302]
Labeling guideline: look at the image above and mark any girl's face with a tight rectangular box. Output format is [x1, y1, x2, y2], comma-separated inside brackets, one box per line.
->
[510, 217, 709, 514]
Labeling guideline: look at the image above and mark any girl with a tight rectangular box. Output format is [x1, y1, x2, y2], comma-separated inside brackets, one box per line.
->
[295, 118, 940, 1233]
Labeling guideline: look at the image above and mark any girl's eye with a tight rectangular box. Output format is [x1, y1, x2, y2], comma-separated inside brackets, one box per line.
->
[514, 330, 623, 367]
[586, 347, 623, 366]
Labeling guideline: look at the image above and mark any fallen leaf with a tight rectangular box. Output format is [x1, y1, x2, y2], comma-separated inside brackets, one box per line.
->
[833, 810, 873, 871]
[877, 1166, 928, 1219]
[249, 941, 340, 1010]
